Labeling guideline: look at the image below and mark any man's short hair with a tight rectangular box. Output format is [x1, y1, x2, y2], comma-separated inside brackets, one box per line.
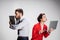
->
[15, 8, 23, 15]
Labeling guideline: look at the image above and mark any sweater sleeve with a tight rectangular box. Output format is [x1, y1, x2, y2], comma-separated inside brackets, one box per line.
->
[32, 25, 39, 39]
[43, 25, 50, 38]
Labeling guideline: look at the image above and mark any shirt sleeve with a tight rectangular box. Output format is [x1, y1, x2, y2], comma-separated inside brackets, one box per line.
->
[9, 24, 17, 30]
[9, 19, 28, 30]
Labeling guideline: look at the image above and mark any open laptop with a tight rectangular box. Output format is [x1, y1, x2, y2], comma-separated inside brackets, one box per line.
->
[9, 16, 15, 24]
[49, 21, 58, 30]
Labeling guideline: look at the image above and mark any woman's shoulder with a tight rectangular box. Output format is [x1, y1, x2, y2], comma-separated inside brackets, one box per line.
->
[33, 22, 40, 28]
[34, 22, 40, 26]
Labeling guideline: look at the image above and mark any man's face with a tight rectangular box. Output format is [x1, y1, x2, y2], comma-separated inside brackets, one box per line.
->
[40, 15, 47, 22]
[15, 11, 22, 19]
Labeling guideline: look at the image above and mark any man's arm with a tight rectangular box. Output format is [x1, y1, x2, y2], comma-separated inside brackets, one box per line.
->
[9, 24, 17, 30]
[9, 19, 28, 30]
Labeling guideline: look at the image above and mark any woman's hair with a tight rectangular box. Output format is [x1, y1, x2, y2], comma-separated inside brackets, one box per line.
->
[37, 13, 45, 22]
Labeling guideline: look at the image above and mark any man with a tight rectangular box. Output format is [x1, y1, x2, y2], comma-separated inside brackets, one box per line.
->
[9, 8, 29, 40]
[31, 13, 54, 40]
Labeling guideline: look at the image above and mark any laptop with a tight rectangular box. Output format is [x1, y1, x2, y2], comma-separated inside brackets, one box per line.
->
[49, 21, 58, 30]
[9, 16, 15, 24]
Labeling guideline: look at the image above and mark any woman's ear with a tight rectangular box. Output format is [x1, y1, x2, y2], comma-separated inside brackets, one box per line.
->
[40, 19, 42, 21]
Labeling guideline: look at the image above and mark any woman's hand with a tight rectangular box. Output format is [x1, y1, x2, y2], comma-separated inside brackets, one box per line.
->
[39, 30, 44, 34]
[48, 28, 54, 33]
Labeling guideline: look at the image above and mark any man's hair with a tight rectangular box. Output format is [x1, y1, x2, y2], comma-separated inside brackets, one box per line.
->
[15, 8, 23, 15]
[37, 13, 45, 22]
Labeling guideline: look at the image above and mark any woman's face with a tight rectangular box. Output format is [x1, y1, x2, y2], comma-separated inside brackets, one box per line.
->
[40, 15, 47, 22]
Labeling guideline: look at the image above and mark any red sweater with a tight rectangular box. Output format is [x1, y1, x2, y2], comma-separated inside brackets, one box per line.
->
[31, 23, 49, 40]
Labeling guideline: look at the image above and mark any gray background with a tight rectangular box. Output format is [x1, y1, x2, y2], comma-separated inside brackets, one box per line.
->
[0, 0, 60, 40]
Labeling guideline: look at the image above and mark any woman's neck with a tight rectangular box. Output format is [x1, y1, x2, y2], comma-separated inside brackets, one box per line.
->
[40, 21, 44, 26]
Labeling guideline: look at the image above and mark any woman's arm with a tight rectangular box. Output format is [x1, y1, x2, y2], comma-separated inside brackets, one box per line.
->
[43, 25, 50, 38]
[32, 25, 39, 39]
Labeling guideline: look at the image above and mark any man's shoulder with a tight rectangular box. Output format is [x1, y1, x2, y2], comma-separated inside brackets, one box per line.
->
[23, 17, 30, 23]
[23, 18, 28, 21]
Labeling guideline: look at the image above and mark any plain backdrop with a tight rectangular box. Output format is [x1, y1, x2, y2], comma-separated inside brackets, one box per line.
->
[0, 0, 60, 40]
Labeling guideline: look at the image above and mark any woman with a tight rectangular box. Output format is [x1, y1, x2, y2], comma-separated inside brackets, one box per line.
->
[31, 13, 53, 40]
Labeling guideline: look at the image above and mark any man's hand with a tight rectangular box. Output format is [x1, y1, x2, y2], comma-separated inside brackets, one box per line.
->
[9, 21, 12, 25]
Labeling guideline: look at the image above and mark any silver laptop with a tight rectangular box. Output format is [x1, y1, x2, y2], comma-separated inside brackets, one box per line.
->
[49, 21, 58, 30]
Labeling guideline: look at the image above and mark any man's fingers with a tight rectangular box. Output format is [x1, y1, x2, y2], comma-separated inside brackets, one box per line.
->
[9, 21, 11, 25]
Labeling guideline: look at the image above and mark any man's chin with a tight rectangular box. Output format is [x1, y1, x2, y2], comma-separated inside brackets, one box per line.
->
[16, 18, 20, 20]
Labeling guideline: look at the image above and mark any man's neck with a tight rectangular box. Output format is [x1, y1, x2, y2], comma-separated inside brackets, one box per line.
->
[20, 16, 24, 21]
